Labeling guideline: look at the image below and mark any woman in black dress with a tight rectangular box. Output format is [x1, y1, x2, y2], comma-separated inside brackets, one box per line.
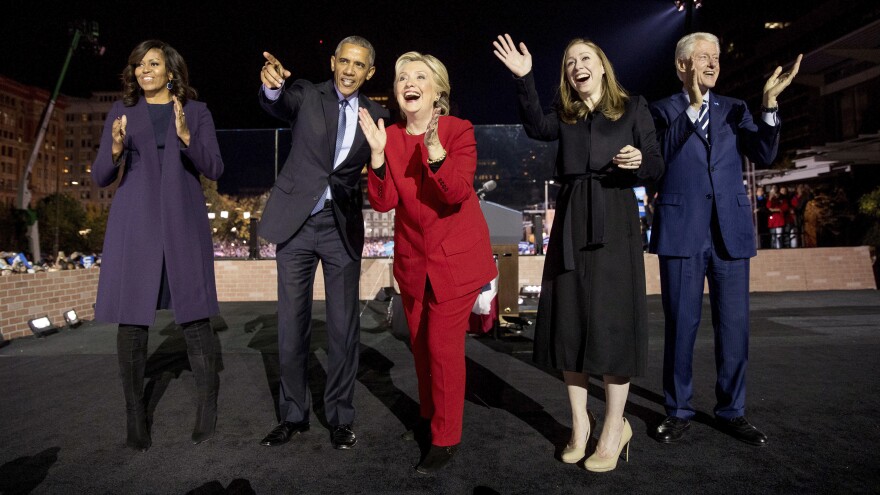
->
[494, 34, 663, 472]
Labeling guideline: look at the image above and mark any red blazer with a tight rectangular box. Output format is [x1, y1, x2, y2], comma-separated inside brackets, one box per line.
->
[368, 116, 497, 303]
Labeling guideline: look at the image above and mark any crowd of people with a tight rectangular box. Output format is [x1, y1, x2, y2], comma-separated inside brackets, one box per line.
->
[755, 183, 811, 248]
[0, 251, 100, 275]
[752, 183, 857, 249]
[209, 238, 394, 259]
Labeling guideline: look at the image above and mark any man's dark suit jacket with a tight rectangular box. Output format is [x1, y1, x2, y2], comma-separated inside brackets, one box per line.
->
[258, 79, 390, 259]
[649, 92, 779, 259]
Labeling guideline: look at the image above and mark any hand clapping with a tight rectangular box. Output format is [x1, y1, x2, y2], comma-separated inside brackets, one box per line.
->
[111, 114, 127, 160]
[763, 54, 802, 107]
[172, 95, 190, 146]
[357, 107, 386, 169]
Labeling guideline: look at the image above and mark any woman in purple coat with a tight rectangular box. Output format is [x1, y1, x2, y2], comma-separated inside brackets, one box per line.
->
[92, 40, 224, 451]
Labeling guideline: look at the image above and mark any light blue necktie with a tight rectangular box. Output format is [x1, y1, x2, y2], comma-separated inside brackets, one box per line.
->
[311, 99, 349, 216]
[334, 99, 348, 163]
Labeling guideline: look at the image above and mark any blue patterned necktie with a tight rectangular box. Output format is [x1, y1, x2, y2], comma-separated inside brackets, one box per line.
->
[334, 99, 348, 163]
[696, 100, 709, 140]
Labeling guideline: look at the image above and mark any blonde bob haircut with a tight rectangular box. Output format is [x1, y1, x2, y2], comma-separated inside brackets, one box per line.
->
[394, 51, 451, 119]
[557, 39, 628, 124]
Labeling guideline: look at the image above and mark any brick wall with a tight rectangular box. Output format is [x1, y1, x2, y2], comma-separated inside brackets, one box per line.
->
[1, 247, 874, 340]
[518, 246, 877, 294]
[0, 269, 99, 340]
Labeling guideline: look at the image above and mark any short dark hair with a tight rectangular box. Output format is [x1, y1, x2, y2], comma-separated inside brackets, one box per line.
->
[121, 40, 197, 107]
[335, 36, 376, 67]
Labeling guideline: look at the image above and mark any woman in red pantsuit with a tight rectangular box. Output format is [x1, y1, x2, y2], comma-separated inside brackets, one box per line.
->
[358, 51, 497, 474]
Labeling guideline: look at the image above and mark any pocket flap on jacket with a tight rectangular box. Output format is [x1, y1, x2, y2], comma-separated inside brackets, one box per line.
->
[275, 174, 295, 194]
[737, 193, 752, 206]
[655, 193, 682, 206]
[441, 229, 482, 256]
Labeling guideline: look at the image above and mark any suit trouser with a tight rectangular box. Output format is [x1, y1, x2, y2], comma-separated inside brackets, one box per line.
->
[658, 223, 751, 421]
[402, 281, 479, 447]
[275, 207, 360, 426]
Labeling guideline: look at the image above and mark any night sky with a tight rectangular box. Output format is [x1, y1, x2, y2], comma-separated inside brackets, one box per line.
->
[0, 0, 801, 129]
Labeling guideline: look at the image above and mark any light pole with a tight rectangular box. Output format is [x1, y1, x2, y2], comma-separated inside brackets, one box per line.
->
[544, 179, 561, 213]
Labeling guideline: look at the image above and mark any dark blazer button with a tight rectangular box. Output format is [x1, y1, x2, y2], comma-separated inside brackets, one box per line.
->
[706, 194, 713, 199]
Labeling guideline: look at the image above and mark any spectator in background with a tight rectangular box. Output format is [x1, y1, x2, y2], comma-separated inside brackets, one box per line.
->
[753, 186, 769, 249]
[793, 184, 812, 248]
[767, 188, 787, 249]
[779, 185, 796, 247]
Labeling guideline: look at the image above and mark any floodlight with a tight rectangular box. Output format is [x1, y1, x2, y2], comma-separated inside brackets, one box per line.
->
[28, 316, 59, 337]
[64, 309, 82, 328]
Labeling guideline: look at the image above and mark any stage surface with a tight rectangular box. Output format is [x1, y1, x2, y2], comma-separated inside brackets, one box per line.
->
[1, 291, 878, 494]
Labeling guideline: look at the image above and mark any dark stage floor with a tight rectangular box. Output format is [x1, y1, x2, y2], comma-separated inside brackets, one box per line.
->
[1, 291, 879, 494]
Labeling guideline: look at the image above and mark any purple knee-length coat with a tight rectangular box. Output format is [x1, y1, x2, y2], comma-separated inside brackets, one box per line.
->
[92, 98, 224, 326]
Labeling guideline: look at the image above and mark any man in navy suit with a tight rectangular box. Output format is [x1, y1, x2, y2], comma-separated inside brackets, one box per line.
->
[256, 36, 390, 450]
[649, 32, 801, 446]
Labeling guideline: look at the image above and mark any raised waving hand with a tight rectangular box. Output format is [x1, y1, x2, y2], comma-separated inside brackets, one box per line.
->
[493, 34, 532, 77]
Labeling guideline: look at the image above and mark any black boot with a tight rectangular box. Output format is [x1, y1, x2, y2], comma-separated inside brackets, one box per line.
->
[117, 325, 151, 452]
[415, 444, 459, 474]
[183, 319, 218, 445]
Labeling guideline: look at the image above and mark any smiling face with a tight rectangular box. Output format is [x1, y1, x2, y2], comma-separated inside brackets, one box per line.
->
[134, 48, 171, 99]
[680, 39, 720, 92]
[564, 43, 605, 103]
[395, 61, 438, 120]
[331, 43, 375, 98]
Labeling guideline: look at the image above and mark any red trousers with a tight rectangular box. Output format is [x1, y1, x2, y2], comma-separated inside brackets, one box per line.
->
[402, 281, 479, 447]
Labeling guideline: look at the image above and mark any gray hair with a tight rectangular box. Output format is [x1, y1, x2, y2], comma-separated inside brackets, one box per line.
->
[674, 32, 720, 67]
[335, 36, 376, 67]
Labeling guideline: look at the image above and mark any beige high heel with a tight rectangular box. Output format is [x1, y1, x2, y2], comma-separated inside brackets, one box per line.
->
[561, 409, 596, 463]
[585, 417, 632, 472]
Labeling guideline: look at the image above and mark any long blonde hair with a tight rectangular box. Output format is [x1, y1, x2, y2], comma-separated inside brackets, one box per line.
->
[394, 51, 451, 119]
[557, 39, 628, 124]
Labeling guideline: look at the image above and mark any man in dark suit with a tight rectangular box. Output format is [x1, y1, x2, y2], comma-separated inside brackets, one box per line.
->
[649, 32, 800, 446]
[256, 36, 390, 450]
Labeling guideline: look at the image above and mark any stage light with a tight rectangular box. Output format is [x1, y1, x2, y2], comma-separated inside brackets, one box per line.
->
[207, 212, 216, 219]
[28, 316, 59, 338]
[63, 309, 82, 328]
[220, 211, 229, 219]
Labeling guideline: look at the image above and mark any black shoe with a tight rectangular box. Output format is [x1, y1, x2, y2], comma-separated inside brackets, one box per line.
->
[401, 418, 431, 442]
[259, 420, 309, 447]
[415, 444, 459, 474]
[717, 416, 768, 446]
[331, 424, 357, 449]
[655, 416, 691, 443]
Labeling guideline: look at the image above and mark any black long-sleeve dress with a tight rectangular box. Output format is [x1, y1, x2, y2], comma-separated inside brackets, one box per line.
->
[515, 71, 664, 377]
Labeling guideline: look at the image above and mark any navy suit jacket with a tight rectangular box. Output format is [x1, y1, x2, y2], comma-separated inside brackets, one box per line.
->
[649, 92, 779, 259]
[257, 79, 390, 259]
